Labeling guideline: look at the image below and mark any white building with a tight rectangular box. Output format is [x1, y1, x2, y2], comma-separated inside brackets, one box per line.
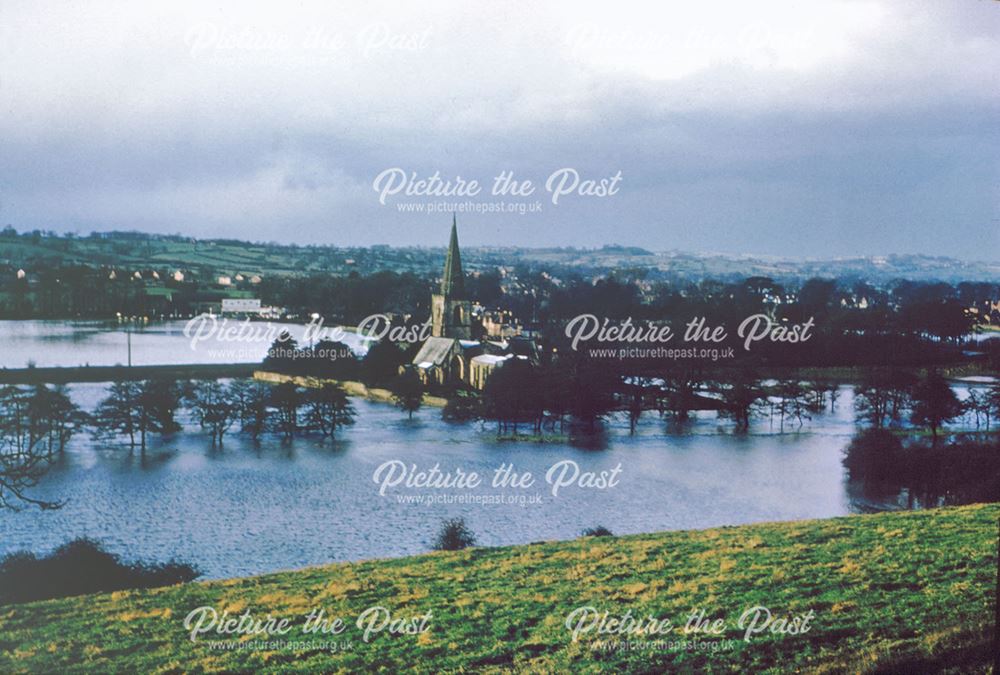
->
[221, 298, 262, 314]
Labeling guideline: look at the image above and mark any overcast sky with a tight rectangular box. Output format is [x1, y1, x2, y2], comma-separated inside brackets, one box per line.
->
[1, 1, 997, 258]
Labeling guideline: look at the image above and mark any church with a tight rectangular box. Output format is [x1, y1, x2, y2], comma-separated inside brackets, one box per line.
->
[411, 216, 537, 389]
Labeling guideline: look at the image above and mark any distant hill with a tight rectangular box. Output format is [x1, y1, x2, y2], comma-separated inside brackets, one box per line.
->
[1, 228, 996, 283]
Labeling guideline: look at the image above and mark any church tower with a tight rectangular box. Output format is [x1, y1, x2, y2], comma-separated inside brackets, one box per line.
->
[431, 215, 473, 339]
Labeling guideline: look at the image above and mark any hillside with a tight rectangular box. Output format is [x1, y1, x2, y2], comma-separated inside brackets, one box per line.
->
[0, 504, 997, 673]
[3, 229, 999, 282]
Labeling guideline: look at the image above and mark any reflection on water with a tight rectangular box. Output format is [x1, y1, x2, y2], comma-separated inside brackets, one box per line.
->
[0, 322, 988, 579]
[0, 382, 876, 579]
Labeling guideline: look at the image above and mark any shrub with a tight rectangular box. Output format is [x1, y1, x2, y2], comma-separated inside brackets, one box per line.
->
[582, 526, 613, 537]
[0, 538, 199, 604]
[442, 392, 482, 422]
[433, 518, 476, 551]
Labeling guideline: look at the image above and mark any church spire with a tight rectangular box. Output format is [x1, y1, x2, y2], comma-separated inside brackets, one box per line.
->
[441, 213, 465, 298]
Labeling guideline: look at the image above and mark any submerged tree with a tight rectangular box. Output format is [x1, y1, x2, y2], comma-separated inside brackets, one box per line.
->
[987, 382, 1000, 430]
[853, 368, 915, 429]
[269, 381, 302, 438]
[910, 371, 962, 440]
[230, 379, 270, 440]
[0, 386, 61, 510]
[539, 362, 573, 432]
[0, 386, 33, 455]
[92, 381, 140, 449]
[442, 391, 482, 423]
[563, 356, 617, 432]
[303, 383, 356, 438]
[657, 372, 702, 424]
[481, 359, 545, 435]
[714, 371, 765, 431]
[93, 380, 181, 451]
[964, 389, 992, 430]
[135, 380, 182, 448]
[392, 368, 424, 420]
[624, 376, 652, 434]
[0, 435, 61, 511]
[186, 381, 237, 446]
[26, 385, 87, 455]
[770, 380, 812, 432]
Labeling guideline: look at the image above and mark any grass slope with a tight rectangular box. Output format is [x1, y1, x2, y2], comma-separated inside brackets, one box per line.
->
[0, 504, 997, 673]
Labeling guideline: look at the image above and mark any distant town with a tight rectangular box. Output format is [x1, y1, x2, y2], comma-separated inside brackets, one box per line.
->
[1, 225, 999, 326]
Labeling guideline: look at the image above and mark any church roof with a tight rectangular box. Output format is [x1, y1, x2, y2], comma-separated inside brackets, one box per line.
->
[440, 214, 465, 298]
[411, 336, 457, 367]
[472, 353, 513, 366]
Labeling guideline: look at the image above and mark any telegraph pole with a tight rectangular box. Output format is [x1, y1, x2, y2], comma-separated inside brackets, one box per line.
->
[117, 312, 132, 368]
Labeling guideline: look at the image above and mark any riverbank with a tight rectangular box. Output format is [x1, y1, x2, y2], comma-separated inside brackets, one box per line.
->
[1, 504, 996, 672]
[253, 370, 449, 407]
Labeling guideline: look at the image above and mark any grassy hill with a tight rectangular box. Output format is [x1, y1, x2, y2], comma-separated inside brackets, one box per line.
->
[4, 229, 999, 282]
[0, 504, 996, 673]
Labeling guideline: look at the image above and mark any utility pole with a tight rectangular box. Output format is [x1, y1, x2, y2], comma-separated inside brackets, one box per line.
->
[117, 312, 132, 368]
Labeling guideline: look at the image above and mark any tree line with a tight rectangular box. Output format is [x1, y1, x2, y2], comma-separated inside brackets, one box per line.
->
[0, 379, 358, 509]
[261, 332, 999, 438]
[92, 379, 359, 450]
[460, 360, 998, 439]
[2, 366, 995, 510]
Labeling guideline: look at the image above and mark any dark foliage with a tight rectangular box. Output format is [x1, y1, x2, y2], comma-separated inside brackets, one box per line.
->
[442, 391, 482, 422]
[0, 538, 199, 605]
[844, 432, 1000, 505]
[392, 368, 424, 419]
[432, 518, 476, 551]
[361, 338, 409, 386]
[842, 428, 905, 482]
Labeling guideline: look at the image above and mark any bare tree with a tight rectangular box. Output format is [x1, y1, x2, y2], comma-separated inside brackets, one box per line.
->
[303, 382, 356, 439]
[26, 384, 87, 455]
[93, 380, 181, 452]
[0, 436, 62, 510]
[230, 379, 270, 440]
[186, 381, 237, 446]
[853, 368, 914, 429]
[0, 386, 61, 510]
[92, 381, 140, 449]
[965, 389, 991, 430]
[714, 371, 765, 431]
[269, 382, 302, 438]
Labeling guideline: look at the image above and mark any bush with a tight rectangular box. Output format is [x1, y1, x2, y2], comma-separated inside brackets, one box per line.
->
[433, 518, 476, 551]
[0, 538, 200, 604]
[582, 526, 613, 537]
[442, 392, 482, 422]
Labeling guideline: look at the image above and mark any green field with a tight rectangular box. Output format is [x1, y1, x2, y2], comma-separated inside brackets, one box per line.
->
[1, 504, 997, 673]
